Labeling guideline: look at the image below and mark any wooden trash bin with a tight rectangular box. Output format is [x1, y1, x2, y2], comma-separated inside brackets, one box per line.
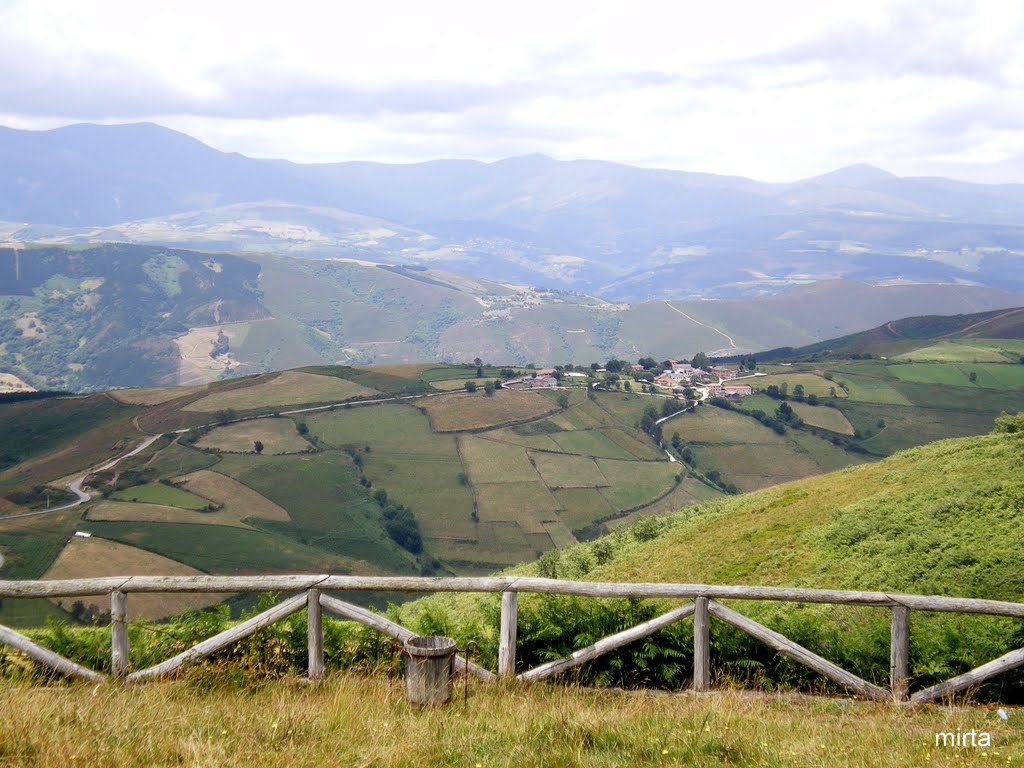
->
[404, 635, 457, 706]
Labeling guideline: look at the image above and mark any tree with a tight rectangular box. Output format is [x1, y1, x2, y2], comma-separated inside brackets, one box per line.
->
[605, 359, 624, 373]
[640, 404, 662, 443]
[792, 384, 805, 401]
[476, 366, 484, 378]
[661, 399, 676, 417]
[483, 381, 495, 396]
[253, 440, 264, 455]
[464, 380, 478, 393]
[623, 380, 631, 392]
[806, 394, 819, 406]
[691, 352, 710, 371]
[671, 432, 682, 451]
[557, 393, 570, 409]
[473, 357, 483, 368]
[969, 372, 978, 383]
[776, 401, 794, 421]
[493, 379, 503, 390]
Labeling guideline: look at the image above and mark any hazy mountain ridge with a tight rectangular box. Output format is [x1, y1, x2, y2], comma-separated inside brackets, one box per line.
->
[4, 123, 1024, 300]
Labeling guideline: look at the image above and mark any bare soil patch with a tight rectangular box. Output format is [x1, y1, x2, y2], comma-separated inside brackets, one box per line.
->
[42, 537, 220, 620]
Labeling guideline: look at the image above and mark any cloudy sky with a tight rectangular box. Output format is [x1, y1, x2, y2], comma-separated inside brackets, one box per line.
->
[2, 0, 1023, 182]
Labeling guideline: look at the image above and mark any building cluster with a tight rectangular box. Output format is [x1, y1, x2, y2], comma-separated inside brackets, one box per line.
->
[491, 357, 755, 398]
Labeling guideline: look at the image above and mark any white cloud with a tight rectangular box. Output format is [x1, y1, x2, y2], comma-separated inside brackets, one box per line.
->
[1, 0, 1023, 182]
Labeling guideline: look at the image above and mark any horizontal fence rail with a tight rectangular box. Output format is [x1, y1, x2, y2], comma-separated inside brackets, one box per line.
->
[0, 575, 1022, 704]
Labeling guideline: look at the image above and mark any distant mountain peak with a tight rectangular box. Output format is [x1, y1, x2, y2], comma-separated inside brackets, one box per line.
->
[799, 163, 897, 188]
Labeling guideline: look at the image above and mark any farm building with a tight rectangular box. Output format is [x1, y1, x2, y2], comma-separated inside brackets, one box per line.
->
[707, 383, 752, 397]
[710, 366, 739, 380]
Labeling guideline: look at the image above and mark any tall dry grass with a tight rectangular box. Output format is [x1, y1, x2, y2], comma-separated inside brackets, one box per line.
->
[0, 671, 1018, 767]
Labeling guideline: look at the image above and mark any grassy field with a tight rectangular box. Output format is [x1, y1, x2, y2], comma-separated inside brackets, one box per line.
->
[82, 519, 361, 575]
[549, 429, 639, 460]
[893, 338, 1024, 362]
[532, 453, 609, 488]
[595, 460, 679, 510]
[749, 373, 842, 398]
[306, 404, 475, 559]
[212, 453, 413, 571]
[174, 469, 290, 522]
[109, 384, 208, 405]
[195, 417, 313, 454]
[133, 442, 220, 478]
[86, 500, 257, 529]
[186, 370, 378, 412]
[888, 362, 1024, 389]
[739, 395, 854, 434]
[109, 482, 213, 510]
[460, 437, 539, 483]
[3, 675, 1015, 768]
[41, 535, 218, 620]
[832, 371, 913, 405]
[418, 390, 557, 432]
[679, 407, 861, 493]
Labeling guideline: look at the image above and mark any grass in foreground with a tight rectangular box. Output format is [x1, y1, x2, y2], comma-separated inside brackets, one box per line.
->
[0, 674, 1018, 767]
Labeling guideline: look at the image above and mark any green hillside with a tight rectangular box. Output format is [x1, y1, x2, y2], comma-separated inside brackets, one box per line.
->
[397, 415, 1024, 697]
[3, 243, 1022, 391]
[0, 365, 730, 624]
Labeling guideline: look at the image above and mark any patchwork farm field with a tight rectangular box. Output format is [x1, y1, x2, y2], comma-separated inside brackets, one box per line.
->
[185, 370, 378, 412]
[417, 390, 557, 432]
[195, 417, 312, 454]
[749, 373, 841, 398]
[109, 482, 212, 510]
[741, 394, 854, 434]
[41, 536, 218, 620]
[888, 361, 1024, 389]
[4, 348, 1022, 626]
[893, 338, 1024, 362]
[678, 406, 864, 492]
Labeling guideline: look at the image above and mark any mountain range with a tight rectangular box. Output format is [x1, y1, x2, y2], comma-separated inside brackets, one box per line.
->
[4, 122, 1024, 300]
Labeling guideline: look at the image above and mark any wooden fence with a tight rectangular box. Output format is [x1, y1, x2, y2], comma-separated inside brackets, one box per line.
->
[2, 574, 1023, 703]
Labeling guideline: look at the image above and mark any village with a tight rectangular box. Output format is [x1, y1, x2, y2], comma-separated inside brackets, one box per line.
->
[501, 355, 756, 400]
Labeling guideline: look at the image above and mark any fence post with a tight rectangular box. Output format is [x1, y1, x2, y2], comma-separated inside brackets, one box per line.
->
[890, 605, 909, 700]
[307, 588, 324, 680]
[111, 589, 128, 678]
[693, 596, 710, 691]
[499, 590, 517, 677]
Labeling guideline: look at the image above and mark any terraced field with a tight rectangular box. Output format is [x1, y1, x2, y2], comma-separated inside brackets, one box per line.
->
[6, 350, 1019, 626]
[678, 406, 864, 492]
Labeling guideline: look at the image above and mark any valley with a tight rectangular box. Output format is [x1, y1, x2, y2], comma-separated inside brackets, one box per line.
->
[1, 313, 1022, 629]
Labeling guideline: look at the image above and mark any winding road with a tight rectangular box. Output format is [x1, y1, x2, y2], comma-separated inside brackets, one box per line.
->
[662, 300, 737, 351]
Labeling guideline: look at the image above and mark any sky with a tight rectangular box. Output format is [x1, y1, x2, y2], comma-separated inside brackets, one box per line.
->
[2, 0, 1023, 183]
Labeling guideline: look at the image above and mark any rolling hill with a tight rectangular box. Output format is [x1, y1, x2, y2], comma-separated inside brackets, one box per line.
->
[3, 122, 1024, 299]
[392, 413, 1024, 699]
[2, 243, 1022, 391]
[2, 327, 1023, 627]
